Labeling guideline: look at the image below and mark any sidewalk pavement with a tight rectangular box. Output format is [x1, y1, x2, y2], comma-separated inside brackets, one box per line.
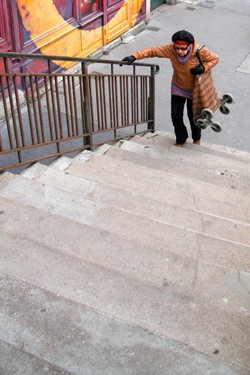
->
[100, 0, 250, 152]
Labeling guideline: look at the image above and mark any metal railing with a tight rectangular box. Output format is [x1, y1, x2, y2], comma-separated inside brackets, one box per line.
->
[0, 52, 159, 171]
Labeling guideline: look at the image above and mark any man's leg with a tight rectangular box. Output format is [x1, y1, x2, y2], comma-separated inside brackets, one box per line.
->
[171, 95, 188, 145]
[187, 98, 201, 143]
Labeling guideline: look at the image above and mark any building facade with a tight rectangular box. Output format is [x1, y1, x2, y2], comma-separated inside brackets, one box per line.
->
[1, 0, 164, 74]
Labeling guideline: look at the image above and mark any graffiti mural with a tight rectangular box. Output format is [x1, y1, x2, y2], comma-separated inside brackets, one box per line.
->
[15, 0, 145, 68]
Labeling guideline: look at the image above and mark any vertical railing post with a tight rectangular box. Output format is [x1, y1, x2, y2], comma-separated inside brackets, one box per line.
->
[148, 66, 156, 132]
[48, 59, 61, 155]
[3, 56, 23, 163]
[82, 62, 92, 150]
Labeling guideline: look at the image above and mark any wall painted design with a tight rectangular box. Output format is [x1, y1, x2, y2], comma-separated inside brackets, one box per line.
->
[16, 0, 145, 68]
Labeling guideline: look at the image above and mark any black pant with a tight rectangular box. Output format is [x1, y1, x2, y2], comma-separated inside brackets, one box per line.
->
[171, 94, 201, 144]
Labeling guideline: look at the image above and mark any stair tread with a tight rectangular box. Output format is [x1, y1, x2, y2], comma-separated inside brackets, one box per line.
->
[20, 163, 250, 247]
[1, 133, 250, 372]
[1, 171, 250, 249]
[0, 339, 67, 375]
[1, 273, 246, 375]
[63, 151, 250, 223]
[116, 138, 250, 186]
[151, 131, 250, 163]
[102, 141, 250, 189]
[106, 143, 249, 193]
[1, 226, 250, 369]
[1, 193, 249, 272]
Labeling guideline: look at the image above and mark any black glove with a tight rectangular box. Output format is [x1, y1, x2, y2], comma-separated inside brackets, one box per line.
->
[120, 55, 136, 66]
[190, 64, 205, 76]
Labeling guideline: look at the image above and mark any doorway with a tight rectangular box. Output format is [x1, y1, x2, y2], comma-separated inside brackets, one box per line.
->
[150, 0, 165, 11]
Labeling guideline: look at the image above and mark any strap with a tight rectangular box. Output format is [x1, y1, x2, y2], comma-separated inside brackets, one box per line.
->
[196, 44, 205, 65]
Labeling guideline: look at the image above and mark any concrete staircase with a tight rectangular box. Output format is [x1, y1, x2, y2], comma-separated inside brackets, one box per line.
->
[0, 131, 250, 375]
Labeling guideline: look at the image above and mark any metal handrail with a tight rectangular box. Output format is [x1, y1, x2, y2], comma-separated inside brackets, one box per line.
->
[0, 51, 160, 74]
[0, 52, 160, 171]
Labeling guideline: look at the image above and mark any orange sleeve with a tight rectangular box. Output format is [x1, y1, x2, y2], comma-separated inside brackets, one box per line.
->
[133, 44, 172, 60]
[200, 48, 219, 72]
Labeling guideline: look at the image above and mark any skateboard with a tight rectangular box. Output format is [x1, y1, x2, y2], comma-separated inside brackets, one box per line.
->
[194, 93, 233, 132]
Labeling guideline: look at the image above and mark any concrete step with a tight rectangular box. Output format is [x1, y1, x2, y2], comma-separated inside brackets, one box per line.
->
[51, 152, 250, 224]
[1, 273, 246, 375]
[113, 138, 250, 191]
[103, 143, 249, 195]
[21, 162, 250, 248]
[131, 134, 250, 171]
[1, 172, 250, 265]
[146, 131, 250, 164]
[0, 339, 67, 375]
[1, 183, 249, 272]
[0, 198, 249, 371]
[1, 133, 250, 373]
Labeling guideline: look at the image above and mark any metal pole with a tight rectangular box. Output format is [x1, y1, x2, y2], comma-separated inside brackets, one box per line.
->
[82, 62, 92, 149]
[148, 66, 156, 132]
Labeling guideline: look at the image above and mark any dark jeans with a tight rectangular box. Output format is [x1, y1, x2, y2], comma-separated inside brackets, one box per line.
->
[171, 94, 201, 144]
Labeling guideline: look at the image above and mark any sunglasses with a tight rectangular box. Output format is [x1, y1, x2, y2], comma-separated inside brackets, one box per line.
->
[174, 46, 189, 51]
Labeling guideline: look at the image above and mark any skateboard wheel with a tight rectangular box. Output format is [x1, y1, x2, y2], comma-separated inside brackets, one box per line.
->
[222, 93, 233, 104]
[219, 105, 230, 115]
[202, 108, 213, 120]
[195, 119, 207, 130]
[211, 122, 222, 133]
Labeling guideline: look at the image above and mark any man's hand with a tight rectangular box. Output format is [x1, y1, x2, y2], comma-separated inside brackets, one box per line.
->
[190, 64, 205, 75]
[120, 55, 136, 66]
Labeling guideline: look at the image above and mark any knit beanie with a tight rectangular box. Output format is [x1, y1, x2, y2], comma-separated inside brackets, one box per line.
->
[172, 30, 194, 45]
